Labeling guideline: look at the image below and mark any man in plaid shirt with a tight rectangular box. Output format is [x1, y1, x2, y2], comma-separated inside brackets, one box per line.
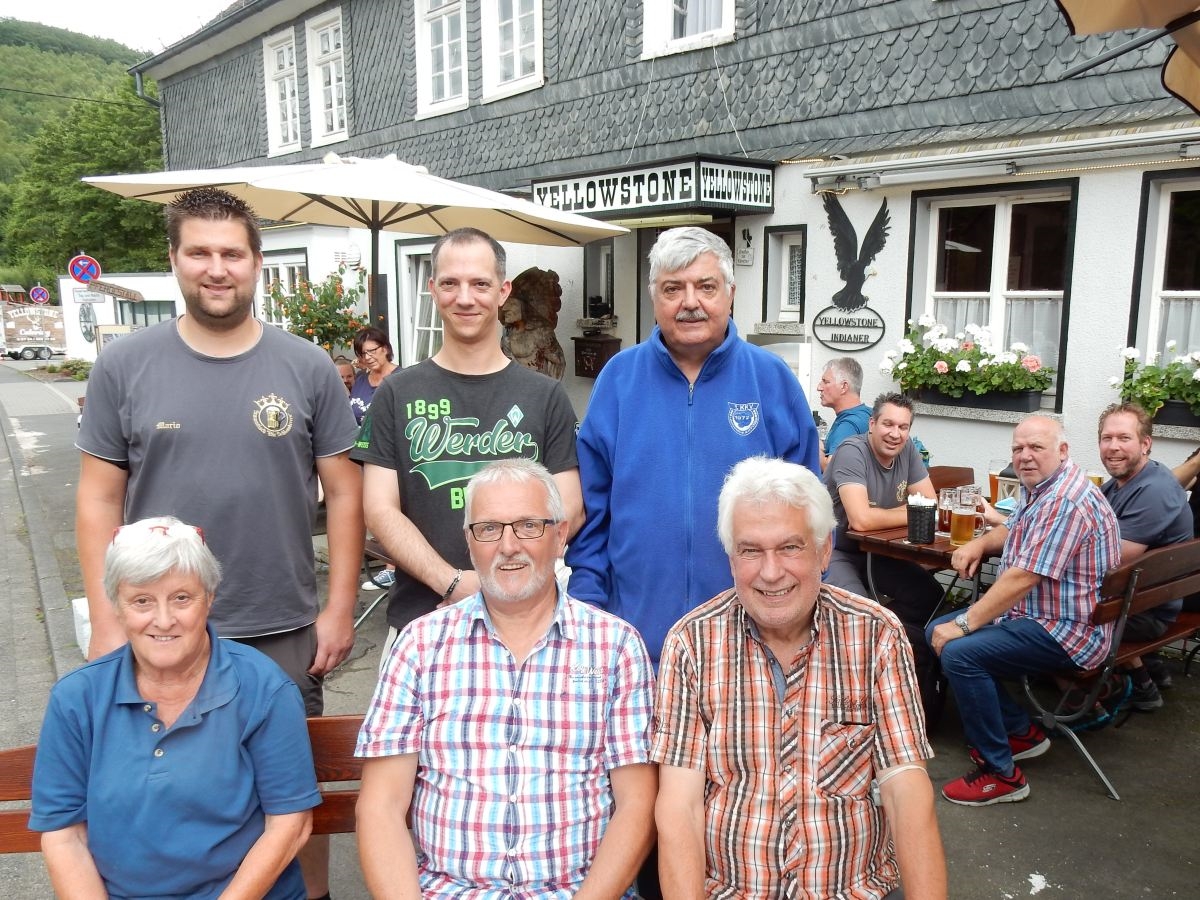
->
[356, 459, 656, 897]
[653, 456, 946, 899]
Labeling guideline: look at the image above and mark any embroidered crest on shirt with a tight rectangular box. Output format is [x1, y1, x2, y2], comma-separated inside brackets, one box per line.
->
[727, 402, 760, 436]
[252, 393, 293, 438]
[507, 404, 525, 427]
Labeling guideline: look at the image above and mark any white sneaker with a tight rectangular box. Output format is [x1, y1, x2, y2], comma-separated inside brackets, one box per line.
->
[362, 569, 395, 591]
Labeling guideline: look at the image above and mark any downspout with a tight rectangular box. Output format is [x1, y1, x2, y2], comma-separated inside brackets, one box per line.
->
[132, 71, 160, 109]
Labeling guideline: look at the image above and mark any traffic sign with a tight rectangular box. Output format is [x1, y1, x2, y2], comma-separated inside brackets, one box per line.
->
[29, 286, 50, 303]
[68, 255, 101, 284]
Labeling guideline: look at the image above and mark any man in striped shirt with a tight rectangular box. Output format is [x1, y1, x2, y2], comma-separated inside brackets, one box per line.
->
[653, 456, 946, 899]
[928, 416, 1120, 806]
[355, 459, 656, 897]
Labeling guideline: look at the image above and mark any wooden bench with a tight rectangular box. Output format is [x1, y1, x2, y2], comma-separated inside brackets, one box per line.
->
[1020, 540, 1200, 800]
[0, 714, 364, 855]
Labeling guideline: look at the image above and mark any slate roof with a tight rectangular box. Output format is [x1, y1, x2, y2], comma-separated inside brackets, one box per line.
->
[155, 0, 1200, 190]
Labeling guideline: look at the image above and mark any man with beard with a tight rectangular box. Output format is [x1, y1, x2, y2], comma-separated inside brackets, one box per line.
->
[356, 459, 656, 898]
[75, 188, 362, 900]
[1097, 402, 1191, 710]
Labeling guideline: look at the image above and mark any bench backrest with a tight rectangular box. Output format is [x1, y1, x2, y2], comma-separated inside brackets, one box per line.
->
[1096, 539, 1200, 627]
[0, 714, 365, 854]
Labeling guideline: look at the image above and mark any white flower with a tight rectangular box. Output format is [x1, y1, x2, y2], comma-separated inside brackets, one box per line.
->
[1167, 339, 1178, 352]
[897, 361, 907, 370]
[955, 331, 965, 341]
[935, 338, 958, 353]
[1149, 351, 1160, 365]
[1191, 351, 1200, 364]
[1174, 355, 1189, 366]
[879, 361, 894, 375]
[1010, 341, 1029, 354]
[898, 339, 916, 355]
[918, 313, 936, 328]
[1122, 347, 1140, 360]
[1108, 376, 1121, 387]
[956, 360, 972, 373]
[1192, 369, 1200, 383]
[965, 323, 981, 336]
[977, 357, 993, 368]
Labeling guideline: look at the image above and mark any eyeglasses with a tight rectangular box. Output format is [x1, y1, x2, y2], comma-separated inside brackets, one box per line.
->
[358, 345, 385, 359]
[112, 522, 205, 545]
[467, 518, 557, 542]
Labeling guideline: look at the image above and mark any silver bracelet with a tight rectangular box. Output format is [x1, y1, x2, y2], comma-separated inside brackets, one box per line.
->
[442, 569, 463, 602]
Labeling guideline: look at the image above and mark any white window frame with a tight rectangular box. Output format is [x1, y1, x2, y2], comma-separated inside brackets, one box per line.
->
[1141, 178, 1200, 357]
[260, 254, 309, 328]
[415, 0, 469, 119]
[916, 189, 1070, 379]
[398, 244, 441, 364]
[642, 0, 735, 60]
[481, 0, 544, 102]
[306, 8, 348, 147]
[263, 29, 301, 156]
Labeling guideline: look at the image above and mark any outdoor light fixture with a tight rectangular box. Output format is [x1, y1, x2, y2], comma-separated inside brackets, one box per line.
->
[606, 213, 715, 228]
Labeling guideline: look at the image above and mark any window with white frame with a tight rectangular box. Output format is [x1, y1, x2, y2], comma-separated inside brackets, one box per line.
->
[918, 191, 1071, 384]
[263, 30, 300, 155]
[481, 0, 543, 101]
[642, 0, 735, 58]
[261, 256, 309, 328]
[398, 245, 442, 363]
[306, 9, 348, 146]
[1142, 181, 1200, 355]
[416, 0, 468, 118]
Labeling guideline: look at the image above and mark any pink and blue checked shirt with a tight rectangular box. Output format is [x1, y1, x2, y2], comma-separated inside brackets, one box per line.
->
[1001, 459, 1120, 669]
[356, 589, 654, 898]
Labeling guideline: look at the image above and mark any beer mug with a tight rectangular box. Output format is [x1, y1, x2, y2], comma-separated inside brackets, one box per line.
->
[937, 488, 958, 534]
[949, 501, 985, 547]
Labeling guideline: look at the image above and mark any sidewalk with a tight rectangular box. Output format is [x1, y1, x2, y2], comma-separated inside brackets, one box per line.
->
[2, 360, 1199, 897]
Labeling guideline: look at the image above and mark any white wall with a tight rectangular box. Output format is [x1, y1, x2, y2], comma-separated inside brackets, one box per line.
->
[57, 274, 184, 362]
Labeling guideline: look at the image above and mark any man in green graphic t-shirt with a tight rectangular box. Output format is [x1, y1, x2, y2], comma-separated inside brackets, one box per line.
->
[351, 228, 581, 646]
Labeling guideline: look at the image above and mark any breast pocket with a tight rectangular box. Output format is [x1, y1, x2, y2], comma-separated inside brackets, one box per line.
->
[815, 721, 877, 799]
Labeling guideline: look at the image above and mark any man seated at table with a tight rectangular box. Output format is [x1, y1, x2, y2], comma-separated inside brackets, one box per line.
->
[824, 391, 944, 723]
[1098, 402, 1192, 709]
[355, 458, 656, 897]
[654, 456, 946, 900]
[927, 415, 1119, 806]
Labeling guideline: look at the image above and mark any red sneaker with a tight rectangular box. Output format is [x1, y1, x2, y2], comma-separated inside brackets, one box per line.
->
[942, 765, 1030, 806]
[968, 723, 1050, 768]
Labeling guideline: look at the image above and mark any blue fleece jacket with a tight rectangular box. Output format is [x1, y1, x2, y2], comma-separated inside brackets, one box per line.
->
[566, 321, 821, 666]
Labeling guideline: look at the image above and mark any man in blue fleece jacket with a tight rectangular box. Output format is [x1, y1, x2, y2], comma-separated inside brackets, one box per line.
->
[567, 227, 821, 669]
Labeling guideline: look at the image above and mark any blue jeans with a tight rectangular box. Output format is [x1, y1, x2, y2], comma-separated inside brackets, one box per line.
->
[926, 613, 1078, 774]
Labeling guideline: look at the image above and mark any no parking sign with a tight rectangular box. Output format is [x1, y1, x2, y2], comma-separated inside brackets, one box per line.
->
[29, 286, 49, 304]
[68, 255, 101, 284]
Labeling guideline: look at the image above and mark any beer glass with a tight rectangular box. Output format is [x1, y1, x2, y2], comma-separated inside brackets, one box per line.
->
[949, 502, 985, 547]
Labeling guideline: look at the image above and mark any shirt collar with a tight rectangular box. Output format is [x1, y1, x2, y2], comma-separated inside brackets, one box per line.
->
[466, 584, 573, 642]
[114, 622, 239, 716]
[1021, 458, 1075, 502]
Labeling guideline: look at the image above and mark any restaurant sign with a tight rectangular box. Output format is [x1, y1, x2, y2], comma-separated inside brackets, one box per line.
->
[811, 305, 886, 352]
[531, 156, 774, 217]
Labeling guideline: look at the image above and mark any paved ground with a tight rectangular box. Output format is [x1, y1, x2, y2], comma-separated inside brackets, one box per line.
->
[1, 358, 1198, 897]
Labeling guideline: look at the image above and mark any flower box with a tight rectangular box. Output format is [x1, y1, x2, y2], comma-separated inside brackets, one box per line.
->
[915, 388, 1043, 413]
[1152, 399, 1200, 428]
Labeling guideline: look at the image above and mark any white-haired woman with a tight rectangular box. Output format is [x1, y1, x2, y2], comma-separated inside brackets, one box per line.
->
[30, 516, 320, 899]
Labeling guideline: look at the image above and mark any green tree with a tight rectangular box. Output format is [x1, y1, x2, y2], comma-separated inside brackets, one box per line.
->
[3, 80, 168, 275]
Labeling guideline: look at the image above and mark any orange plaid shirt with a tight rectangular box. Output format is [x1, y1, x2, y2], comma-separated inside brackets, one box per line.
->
[651, 586, 932, 899]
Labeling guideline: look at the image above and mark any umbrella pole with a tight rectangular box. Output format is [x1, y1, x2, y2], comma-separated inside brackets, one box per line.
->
[1061, 9, 1200, 80]
[367, 204, 394, 363]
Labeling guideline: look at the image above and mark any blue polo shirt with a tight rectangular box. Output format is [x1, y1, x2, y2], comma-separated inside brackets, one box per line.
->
[825, 403, 871, 456]
[30, 625, 320, 899]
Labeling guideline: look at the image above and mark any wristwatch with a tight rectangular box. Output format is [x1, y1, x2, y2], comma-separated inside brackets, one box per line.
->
[954, 613, 972, 636]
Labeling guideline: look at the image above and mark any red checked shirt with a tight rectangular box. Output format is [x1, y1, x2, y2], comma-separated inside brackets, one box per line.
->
[1000, 459, 1120, 669]
[651, 586, 931, 900]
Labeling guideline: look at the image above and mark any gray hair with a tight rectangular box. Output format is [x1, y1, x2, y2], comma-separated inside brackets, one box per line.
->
[463, 458, 566, 525]
[431, 227, 507, 281]
[824, 357, 863, 395]
[104, 516, 221, 604]
[647, 227, 735, 292]
[717, 456, 834, 554]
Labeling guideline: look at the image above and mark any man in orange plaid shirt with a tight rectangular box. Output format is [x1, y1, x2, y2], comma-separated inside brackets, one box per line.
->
[652, 456, 946, 899]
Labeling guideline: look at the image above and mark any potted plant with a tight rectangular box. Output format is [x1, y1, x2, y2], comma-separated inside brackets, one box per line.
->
[268, 264, 368, 353]
[1114, 343, 1200, 426]
[880, 316, 1053, 411]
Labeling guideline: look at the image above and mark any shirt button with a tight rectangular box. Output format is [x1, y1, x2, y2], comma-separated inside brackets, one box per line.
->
[151, 723, 161, 733]
[143, 704, 152, 712]
[153, 748, 164, 758]
[512, 698, 523, 707]
[509, 745, 518, 753]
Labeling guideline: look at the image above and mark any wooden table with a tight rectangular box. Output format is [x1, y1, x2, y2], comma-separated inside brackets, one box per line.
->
[843, 526, 978, 618]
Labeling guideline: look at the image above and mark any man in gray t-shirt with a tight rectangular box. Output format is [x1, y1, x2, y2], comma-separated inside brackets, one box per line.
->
[824, 392, 945, 723]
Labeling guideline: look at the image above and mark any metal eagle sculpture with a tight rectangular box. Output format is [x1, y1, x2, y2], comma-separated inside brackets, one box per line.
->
[822, 194, 891, 311]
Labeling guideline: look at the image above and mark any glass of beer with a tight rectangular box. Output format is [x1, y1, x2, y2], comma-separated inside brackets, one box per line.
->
[988, 458, 1008, 501]
[937, 488, 958, 535]
[1087, 470, 1105, 487]
[950, 502, 985, 547]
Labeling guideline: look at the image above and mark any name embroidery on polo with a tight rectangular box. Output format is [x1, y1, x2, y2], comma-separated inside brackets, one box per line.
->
[252, 393, 294, 437]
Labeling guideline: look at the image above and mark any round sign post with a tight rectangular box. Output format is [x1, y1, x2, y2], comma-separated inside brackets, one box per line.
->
[29, 286, 50, 304]
[68, 255, 102, 285]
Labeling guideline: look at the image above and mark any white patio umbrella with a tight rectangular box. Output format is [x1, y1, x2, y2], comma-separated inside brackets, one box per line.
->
[83, 153, 627, 285]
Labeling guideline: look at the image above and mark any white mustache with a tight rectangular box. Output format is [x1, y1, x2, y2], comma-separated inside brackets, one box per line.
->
[675, 310, 709, 322]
